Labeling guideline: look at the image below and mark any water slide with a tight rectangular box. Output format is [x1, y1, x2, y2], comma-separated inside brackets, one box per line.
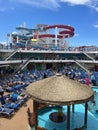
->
[31, 24, 74, 39]
[5, 49, 19, 61]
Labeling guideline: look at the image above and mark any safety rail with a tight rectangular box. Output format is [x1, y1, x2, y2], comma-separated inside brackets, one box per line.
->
[82, 51, 95, 61]
[5, 49, 19, 61]
[74, 60, 90, 74]
[13, 57, 32, 74]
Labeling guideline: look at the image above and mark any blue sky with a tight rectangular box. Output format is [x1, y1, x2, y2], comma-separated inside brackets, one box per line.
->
[0, 0, 98, 47]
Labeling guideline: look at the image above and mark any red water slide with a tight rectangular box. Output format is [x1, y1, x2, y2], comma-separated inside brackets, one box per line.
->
[59, 30, 74, 37]
[38, 34, 63, 38]
[31, 24, 74, 39]
[43, 25, 74, 32]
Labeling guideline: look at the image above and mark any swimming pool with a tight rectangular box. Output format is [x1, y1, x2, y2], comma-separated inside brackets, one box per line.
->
[31, 87, 98, 130]
[88, 87, 98, 119]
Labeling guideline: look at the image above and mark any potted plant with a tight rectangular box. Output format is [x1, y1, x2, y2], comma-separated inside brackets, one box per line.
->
[57, 109, 63, 121]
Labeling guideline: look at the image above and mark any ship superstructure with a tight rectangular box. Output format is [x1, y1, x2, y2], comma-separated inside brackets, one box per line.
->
[6, 23, 74, 50]
[0, 23, 98, 75]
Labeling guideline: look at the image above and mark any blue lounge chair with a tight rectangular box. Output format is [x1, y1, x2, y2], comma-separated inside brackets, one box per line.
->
[4, 102, 20, 111]
[17, 99, 24, 106]
[0, 106, 14, 118]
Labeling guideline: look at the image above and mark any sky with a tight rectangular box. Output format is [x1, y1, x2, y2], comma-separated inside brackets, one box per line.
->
[0, 0, 98, 47]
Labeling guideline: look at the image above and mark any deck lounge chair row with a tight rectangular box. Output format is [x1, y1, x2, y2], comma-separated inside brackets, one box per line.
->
[0, 106, 14, 118]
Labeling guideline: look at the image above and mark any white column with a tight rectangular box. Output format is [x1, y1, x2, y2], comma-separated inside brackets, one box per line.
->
[63, 35, 65, 45]
[67, 34, 70, 47]
[17, 35, 19, 43]
[55, 27, 58, 47]
[10, 34, 12, 44]
[6, 34, 8, 46]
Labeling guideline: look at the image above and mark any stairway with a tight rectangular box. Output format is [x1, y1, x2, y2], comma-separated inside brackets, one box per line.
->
[5, 49, 18, 61]
[14, 57, 32, 74]
[74, 60, 90, 74]
[82, 51, 95, 61]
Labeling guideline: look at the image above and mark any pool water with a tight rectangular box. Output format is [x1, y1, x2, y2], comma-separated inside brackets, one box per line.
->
[88, 87, 98, 119]
[31, 87, 98, 130]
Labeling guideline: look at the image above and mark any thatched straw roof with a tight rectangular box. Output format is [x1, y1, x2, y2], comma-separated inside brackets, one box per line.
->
[26, 74, 94, 105]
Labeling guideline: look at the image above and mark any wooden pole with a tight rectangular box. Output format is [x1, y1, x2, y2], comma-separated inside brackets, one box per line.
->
[33, 100, 35, 112]
[72, 104, 75, 113]
[34, 100, 38, 130]
[84, 102, 88, 128]
[67, 105, 70, 130]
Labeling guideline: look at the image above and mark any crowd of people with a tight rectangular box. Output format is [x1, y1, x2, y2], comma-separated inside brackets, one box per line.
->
[0, 66, 97, 119]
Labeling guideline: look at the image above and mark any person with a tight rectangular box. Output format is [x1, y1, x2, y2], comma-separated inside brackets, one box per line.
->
[0, 95, 6, 105]
[90, 74, 96, 86]
[92, 100, 96, 106]
[43, 73, 47, 79]
[85, 77, 90, 86]
[27, 107, 31, 117]
[95, 110, 98, 113]
[12, 92, 18, 102]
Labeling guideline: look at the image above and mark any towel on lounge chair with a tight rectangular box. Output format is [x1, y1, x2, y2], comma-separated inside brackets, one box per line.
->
[12, 93, 18, 102]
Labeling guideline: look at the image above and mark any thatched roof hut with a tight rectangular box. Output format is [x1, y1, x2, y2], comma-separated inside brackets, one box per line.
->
[26, 74, 94, 130]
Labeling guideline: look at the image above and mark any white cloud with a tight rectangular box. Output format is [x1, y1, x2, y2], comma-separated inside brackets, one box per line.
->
[0, 0, 60, 11]
[0, 0, 15, 12]
[93, 24, 98, 28]
[14, 0, 60, 10]
[60, 0, 90, 5]
[0, 0, 98, 12]
[0, 41, 6, 45]
[0, 7, 14, 12]
[75, 33, 79, 36]
[95, 7, 98, 11]
[60, 0, 98, 12]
